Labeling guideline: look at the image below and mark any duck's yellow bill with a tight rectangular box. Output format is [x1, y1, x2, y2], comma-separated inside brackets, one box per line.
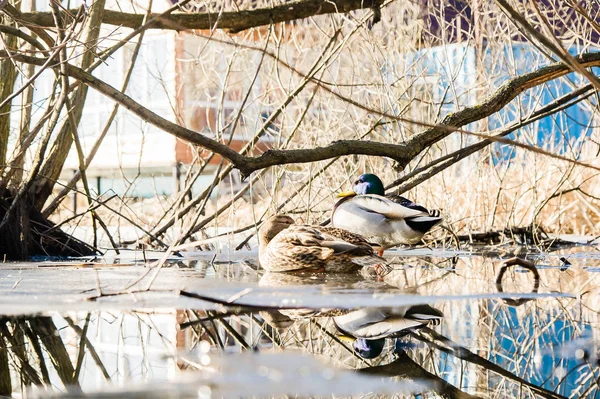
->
[337, 190, 357, 198]
[337, 334, 356, 345]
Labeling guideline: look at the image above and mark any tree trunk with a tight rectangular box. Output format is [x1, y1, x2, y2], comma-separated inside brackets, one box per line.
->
[33, 0, 106, 210]
[0, 320, 11, 397]
[0, 12, 19, 168]
[0, 190, 97, 260]
[0, 191, 31, 260]
[12, 1, 38, 186]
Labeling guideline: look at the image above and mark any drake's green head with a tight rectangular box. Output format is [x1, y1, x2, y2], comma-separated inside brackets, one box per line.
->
[353, 173, 385, 195]
[337, 173, 385, 197]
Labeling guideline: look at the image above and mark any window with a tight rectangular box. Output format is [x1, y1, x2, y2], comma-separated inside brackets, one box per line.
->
[181, 36, 276, 142]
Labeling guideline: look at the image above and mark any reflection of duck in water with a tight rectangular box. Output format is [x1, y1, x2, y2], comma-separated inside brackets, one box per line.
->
[334, 304, 444, 359]
[258, 215, 383, 273]
[332, 174, 442, 254]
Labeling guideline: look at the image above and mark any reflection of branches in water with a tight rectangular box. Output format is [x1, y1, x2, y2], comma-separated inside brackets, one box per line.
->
[496, 257, 540, 306]
[1, 311, 184, 396]
[179, 307, 482, 398]
[64, 316, 111, 380]
[1, 290, 598, 398]
[413, 327, 568, 399]
[0, 317, 80, 392]
[0, 321, 14, 396]
[28, 317, 79, 388]
[359, 351, 481, 399]
[175, 256, 600, 397]
[1, 319, 45, 386]
[178, 288, 599, 397]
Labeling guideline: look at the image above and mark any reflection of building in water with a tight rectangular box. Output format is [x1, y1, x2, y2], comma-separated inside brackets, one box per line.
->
[55, 312, 178, 390]
[378, 253, 600, 396]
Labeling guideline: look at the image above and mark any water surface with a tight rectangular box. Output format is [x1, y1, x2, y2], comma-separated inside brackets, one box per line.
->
[1, 246, 599, 398]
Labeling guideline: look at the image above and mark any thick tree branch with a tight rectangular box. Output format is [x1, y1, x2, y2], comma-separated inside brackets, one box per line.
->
[358, 351, 481, 399]
[2, 3, 56, 47]
[227, 52, 600, 175]
[388, 84, 596, 195]
[0, 25, 48, 53]
[244, 140, 413, 172]
[189, 32, 600, 168]
[5, 51, 600, 179]
[33, 0, 106, 209]
[17, 0, 379, 32]
[403, 52, 600, 151]
[0, 52, 247, 165]
[494, 0, 600, 92]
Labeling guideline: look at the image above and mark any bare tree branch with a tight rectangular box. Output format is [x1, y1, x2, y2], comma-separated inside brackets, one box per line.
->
[5, 50, 600, 181]
[17, 0, 380, 32]
[33, 0, 106, 208]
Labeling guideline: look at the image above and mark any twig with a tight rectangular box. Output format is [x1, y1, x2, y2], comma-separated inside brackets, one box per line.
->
[72, 313, 91, 381]
[64, 316, 111, 380]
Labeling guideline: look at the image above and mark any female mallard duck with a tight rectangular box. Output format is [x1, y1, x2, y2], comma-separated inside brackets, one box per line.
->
[332, 173, 442, 251]
[258, 215, 383, 273]
[334, 304, 444, 358]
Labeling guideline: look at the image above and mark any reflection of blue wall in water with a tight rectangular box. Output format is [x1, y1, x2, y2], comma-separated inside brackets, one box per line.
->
[489, 305, 593, 395]
[402, 42, 595, 162]
[435, 301, 594, 395]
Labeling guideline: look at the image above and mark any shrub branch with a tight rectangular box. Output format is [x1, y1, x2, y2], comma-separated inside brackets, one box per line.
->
[4, 50, 600, 179]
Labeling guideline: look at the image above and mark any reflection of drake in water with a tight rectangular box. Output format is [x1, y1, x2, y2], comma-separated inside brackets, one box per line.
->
[334, 305, 444, 359]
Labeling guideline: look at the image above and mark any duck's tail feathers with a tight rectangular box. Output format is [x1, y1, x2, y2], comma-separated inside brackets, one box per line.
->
[405, 216, 443, 233]
[351, 254, 386, 266]
[429, 209, 441, 217]
[405, 304, 444, 321]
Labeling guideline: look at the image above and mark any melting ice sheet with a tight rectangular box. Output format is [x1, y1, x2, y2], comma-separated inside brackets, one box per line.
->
[30, 352, 425, 398]
[0, 247, 599, 397]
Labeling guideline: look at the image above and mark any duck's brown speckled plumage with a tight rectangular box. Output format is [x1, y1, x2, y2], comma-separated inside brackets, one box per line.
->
[316, 226, 383, 254]
[258, 215, 383, 273]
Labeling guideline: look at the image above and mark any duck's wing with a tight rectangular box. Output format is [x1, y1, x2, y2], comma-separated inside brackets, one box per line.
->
[386, 194, 430, 212]
[333, 308, 427, 339]
[316, 226, 382, 252]
[333, 309, 388, 336]
[387, 194, 443, 218]
[349, 194, 428, 219]
[353, 318, 429, 339]
[317, 226, 370, 245]
[404, 303, 444, 320]
[266, 227, 334, 266]
[283, 225, 360, 255]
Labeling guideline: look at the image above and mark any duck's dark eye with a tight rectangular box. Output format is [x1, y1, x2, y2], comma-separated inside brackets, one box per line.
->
[354, 180, 360, 185]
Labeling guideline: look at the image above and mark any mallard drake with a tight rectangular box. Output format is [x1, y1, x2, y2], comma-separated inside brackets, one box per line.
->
[258, 215, 384, 273]
[332, 174, 442, 251]
[334, 304, 443, 358]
